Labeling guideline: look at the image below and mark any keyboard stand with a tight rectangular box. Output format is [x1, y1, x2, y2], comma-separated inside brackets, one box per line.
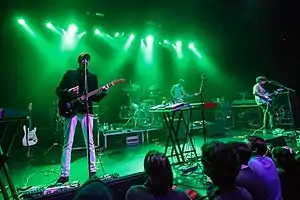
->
[153, 106, 198, 165]
[0, 117, 26, 200]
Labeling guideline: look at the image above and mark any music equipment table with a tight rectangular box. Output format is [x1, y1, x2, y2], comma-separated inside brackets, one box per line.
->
[0, 112, 27, 200]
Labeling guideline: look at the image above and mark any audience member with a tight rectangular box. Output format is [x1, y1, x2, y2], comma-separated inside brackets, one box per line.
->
[272, 146, 300, 200]
[201, 141, 252, 200]
[246, 136, 282, 200]
[126, 150, 190, 200]
[230, 141, 269, 200]
[74, 178, 113, 200]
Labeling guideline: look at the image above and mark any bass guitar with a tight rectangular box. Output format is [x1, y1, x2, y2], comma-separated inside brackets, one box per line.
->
[22, 103, 38, 158]
[58, 79, 125, 118]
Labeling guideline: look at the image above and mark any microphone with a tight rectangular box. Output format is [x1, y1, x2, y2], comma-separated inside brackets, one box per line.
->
[81, 59, 89, 64]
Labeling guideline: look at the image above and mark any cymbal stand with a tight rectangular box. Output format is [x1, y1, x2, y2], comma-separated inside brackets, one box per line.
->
[96, 148, 108, 178]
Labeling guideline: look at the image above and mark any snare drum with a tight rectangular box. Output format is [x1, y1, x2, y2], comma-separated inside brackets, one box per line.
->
[119, 106, 135, 119]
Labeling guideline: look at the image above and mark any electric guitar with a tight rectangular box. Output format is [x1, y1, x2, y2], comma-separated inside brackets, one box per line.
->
[22, 103, 38, 157]
[58, 79, 125, 118]
[256, 88, 284, 105]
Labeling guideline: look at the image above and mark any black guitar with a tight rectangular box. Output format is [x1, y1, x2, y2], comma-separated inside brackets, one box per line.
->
[58, 79, 125, 118]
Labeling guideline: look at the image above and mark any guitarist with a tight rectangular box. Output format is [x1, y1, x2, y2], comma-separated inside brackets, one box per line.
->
[253, 76, 275, 134]
[170, 79, 189, 103]
[56, 52, 109, 184]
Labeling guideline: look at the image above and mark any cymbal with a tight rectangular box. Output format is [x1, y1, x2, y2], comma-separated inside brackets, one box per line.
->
[122, 84, 140, 92]
[148, 84, 160, 91]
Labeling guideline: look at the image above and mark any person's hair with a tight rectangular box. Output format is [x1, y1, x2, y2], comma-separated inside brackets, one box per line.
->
[272, 146, 298, 173]
[201, 141, 240, 189]
[229, 141, 251, 165]
[74, 178, 113, 200]
[256, 76, 268, 83]
[179, 79, 185, 83]
[247, 136, 267, 156]
[144, 150, 173, 196]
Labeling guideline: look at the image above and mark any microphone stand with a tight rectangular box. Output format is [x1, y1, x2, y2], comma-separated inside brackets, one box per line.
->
[83, 61, 92, 179]
[269, 81, 296, 134]
[199, 77, 207, 144]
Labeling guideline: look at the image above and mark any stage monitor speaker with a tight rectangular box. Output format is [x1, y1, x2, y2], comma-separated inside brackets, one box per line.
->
[266, 136, 287, 148]
[26, 172, 147, 200]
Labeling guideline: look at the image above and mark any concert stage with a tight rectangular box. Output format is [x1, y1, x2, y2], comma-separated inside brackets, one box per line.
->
[3, 128, 295, 199]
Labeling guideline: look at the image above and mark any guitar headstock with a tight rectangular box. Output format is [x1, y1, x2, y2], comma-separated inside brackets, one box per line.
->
[28, 103, 33, 112]
[110, 79, 125, 86]
[201, 74, 206, 82]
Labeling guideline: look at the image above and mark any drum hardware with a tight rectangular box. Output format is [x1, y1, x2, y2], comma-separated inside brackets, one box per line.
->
[120, 102, 157, 127]
[44, 114, 63, 156]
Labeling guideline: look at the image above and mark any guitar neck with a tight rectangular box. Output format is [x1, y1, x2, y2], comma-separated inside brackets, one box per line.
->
[28, 117, 32, 130]
[74, 83, 113, 102]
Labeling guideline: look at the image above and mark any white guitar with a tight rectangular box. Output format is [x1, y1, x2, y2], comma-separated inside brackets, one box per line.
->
[22, 103, 38, 147]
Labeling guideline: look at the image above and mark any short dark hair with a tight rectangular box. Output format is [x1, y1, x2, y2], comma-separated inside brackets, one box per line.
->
[229, 141, 251, 165]
[256, 76, 268, 83]
[247, 136, 267, 156]
[144, 150, 173, 196]
[272, 146, 297, 172]
[74, 178, 113, 200]
[201, 141, 240, 187]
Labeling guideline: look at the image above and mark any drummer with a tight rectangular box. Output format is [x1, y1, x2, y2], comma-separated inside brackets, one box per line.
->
[126, 83, 141, 112]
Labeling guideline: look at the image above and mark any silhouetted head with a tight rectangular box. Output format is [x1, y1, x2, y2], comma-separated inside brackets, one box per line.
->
[229, 141, 252, 165]
[78, 52, 91, 68]
[246, 136, 268, 156]
[144, 150, 173, 196]
[178, 79, 185, 85]
[201, 141, 240, 189]
[272, 146, 297, 173]
[74, 178, 113, 200]
[256, 76, 268, 85]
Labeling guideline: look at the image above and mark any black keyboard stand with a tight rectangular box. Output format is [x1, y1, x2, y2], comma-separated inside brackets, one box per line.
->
[0, 117, 26, 200]
[159, 107, 198, 165]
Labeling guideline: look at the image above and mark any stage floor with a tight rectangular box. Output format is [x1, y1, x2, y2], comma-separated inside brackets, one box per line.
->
[4, 128, 294, 199]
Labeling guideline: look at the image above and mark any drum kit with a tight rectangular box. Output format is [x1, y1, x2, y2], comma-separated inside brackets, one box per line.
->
[119, 84, 162, 127]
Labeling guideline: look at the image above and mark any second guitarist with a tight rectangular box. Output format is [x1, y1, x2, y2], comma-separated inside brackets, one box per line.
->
[56, 52, 109, 184]
[253, 76, 275, 134]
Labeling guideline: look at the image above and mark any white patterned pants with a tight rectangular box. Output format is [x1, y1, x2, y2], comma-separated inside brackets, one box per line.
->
[60, 114, 96, 177]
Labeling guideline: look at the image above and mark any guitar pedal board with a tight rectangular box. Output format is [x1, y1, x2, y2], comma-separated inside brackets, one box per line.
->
[21, 181, 80, 199]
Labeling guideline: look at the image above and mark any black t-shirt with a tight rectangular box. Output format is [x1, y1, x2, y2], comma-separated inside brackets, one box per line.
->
[236, 166, 269, 200]
[208, 185, 252, 200]
[278, 168, 300, 200]
[125, 185, 190, 200]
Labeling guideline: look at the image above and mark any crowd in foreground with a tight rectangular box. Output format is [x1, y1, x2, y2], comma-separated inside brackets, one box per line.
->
[73, 136, 300, 200]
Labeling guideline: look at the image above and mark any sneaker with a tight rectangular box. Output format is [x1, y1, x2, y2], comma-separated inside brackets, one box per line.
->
[56, 176, 69, 184]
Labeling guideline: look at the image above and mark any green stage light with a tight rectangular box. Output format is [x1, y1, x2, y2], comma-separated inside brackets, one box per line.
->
[68, 24, 77, 33]
[115, 32, 119, 37]
[46, 22, 53, 28]
[146, 35, 154, 43]
[163, 40, 168, 44]
[95, 29, 100, 34]
[188, 43, 194, 49]
[176, 41, 182, 46]
[129, 34, 135, 39]
[18, 19, 26, 25]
